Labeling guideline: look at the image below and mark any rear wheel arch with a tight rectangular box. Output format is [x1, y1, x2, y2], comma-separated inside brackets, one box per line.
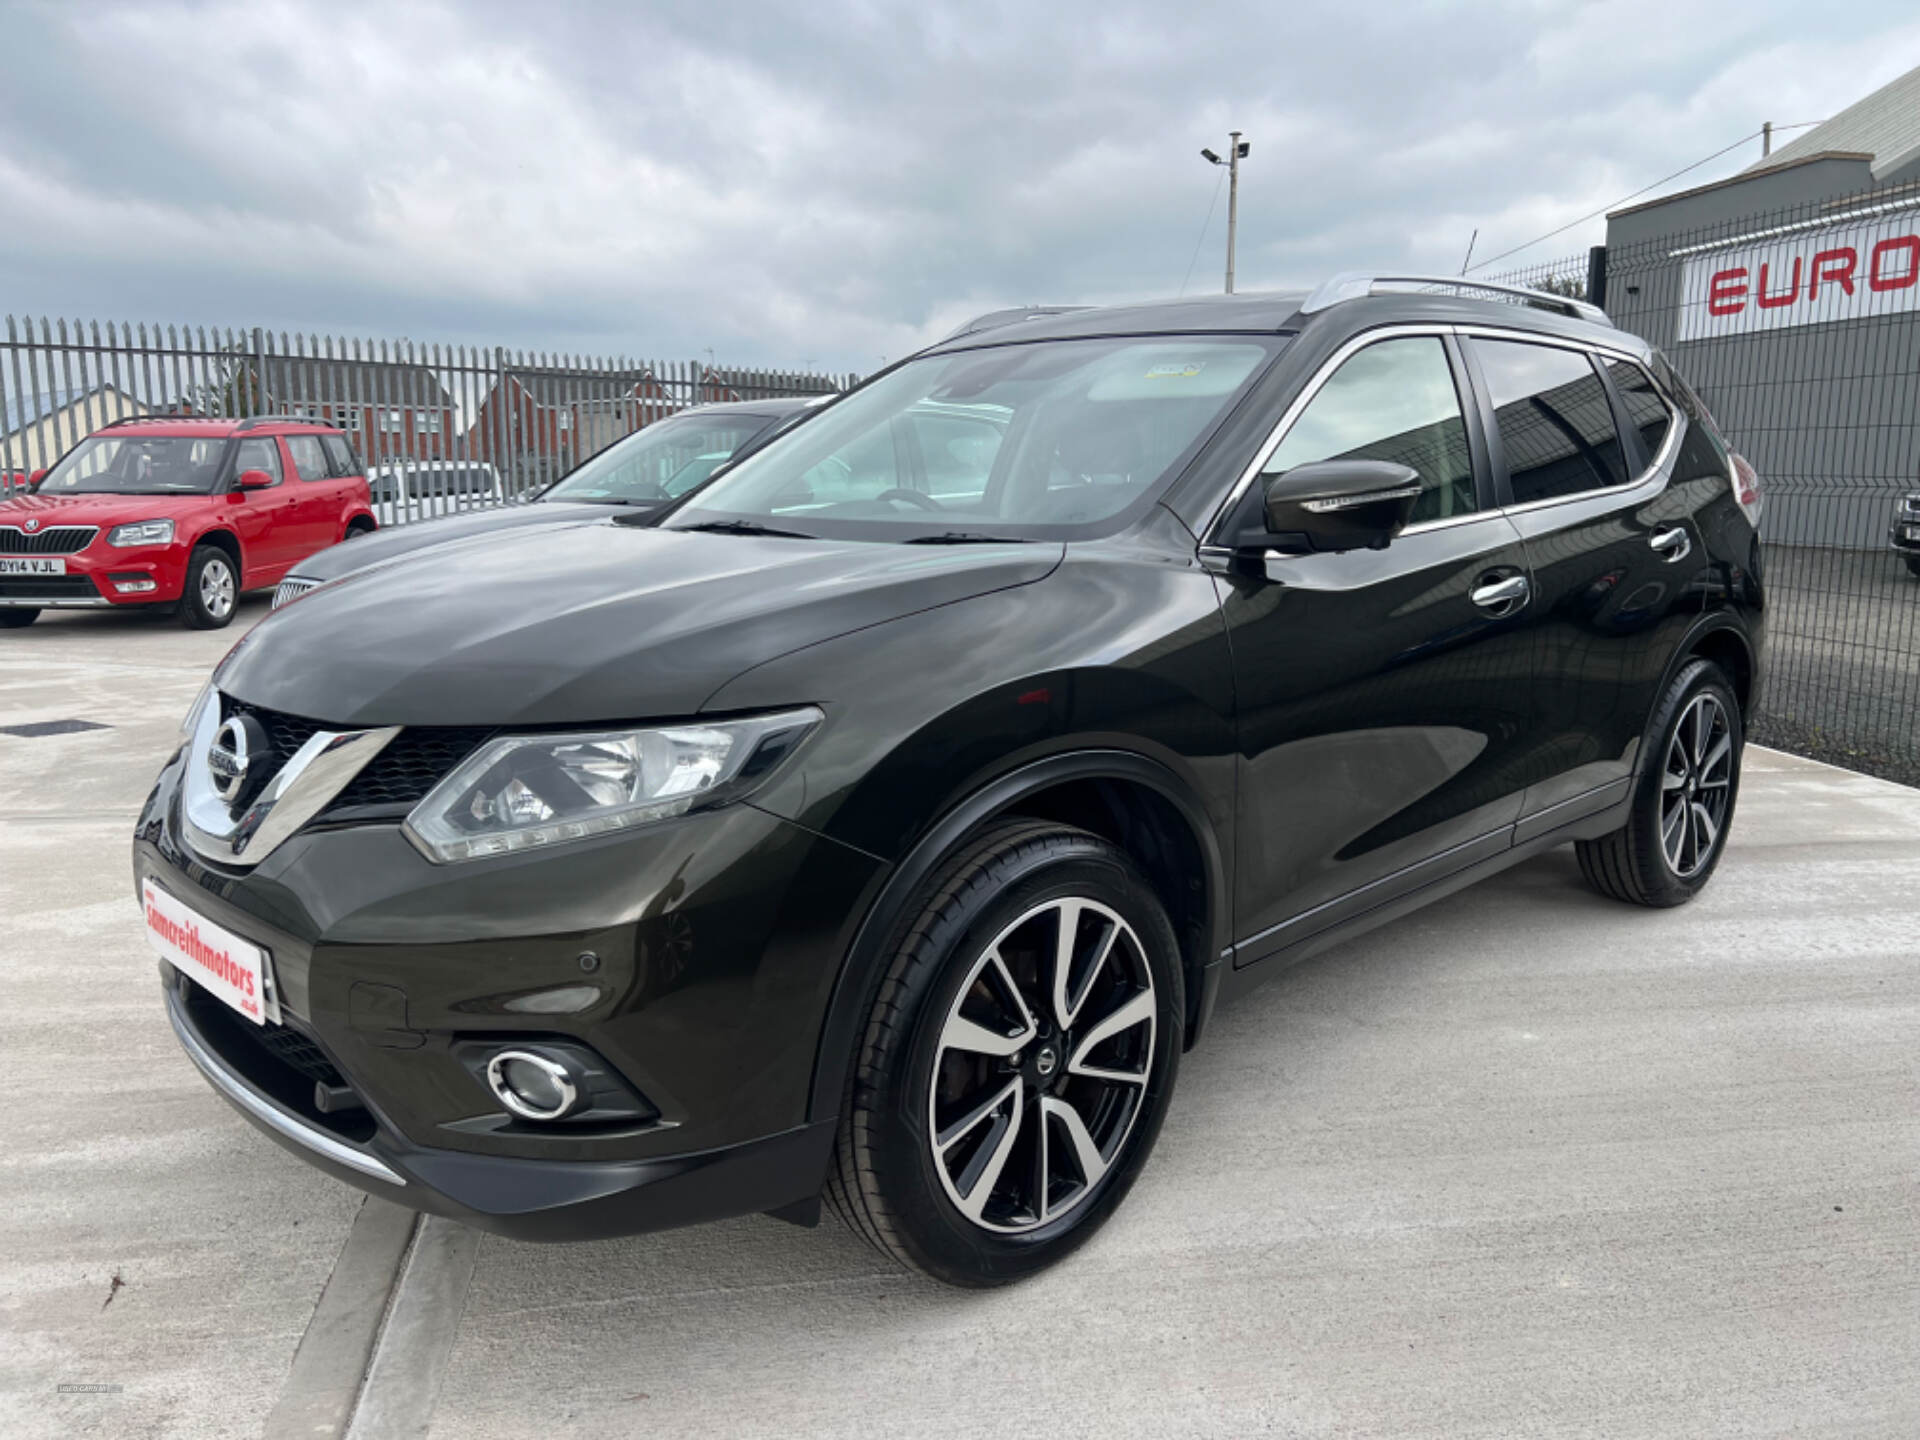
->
[1679, 621, 1755, 721]
[807, 749, 1227, 1128]
[345, 512, 377, 538]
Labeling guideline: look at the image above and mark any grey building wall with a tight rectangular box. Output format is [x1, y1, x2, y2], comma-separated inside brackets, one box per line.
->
[1603, 160, 1920, 550]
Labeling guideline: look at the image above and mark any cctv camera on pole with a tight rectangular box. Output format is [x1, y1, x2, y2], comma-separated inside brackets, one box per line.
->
[1200, 133, 1251, 293]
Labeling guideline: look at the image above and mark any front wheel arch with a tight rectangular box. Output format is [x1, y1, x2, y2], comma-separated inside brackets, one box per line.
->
[806, 749, 1227, 1130]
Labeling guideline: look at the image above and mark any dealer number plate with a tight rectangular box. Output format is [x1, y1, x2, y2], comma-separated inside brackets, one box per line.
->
[143, 880, 280, 1026]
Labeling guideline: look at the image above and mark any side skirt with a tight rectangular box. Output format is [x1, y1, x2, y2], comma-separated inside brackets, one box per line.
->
[1215, 791, 1631, 1005]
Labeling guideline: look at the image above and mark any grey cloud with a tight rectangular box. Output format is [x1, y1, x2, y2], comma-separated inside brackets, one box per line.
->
[2, 0, 1917, 371]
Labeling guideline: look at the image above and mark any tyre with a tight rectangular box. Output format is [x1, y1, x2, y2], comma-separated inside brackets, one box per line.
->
[1576, 658, 1742, 907]
[0, 608, 39, 628]
[826, 820, 1184, 1287]
[346, 518, 376, 540]
[179, 545, 239, 629]
[1906, 554, 1920, 579]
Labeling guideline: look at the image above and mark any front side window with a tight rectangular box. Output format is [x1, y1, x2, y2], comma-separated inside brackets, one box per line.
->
[235, 437, 283, 485]
[544, 413, 778, 504]
[1475, 340, 1627, 504]
[670, 337, 1278, 541]
[287, 435, 329, 480]
[37, 436, 226, 495]
[1264, 337, 1475, 525]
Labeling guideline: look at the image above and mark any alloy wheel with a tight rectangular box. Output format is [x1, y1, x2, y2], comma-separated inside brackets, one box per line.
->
[201, 558, 236, 619]
[1660, 691, 1732, 878]
[928, 897, 1157, 1234]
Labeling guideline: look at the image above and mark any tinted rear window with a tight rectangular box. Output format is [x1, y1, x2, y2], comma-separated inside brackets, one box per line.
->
[1474, 340, 1627, 504]
[1604, 360, 1673, 466]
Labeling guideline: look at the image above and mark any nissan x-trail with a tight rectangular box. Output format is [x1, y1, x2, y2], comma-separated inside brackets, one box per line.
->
[137, 275, 1765, 1286]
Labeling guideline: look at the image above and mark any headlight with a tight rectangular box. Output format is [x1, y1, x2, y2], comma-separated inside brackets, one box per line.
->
[402, 707, 822, 862]
[107, 519, 175, 547]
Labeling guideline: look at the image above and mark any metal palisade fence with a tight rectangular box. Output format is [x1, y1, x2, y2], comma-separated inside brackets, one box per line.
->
[1485, 181, 1920, 786]
[0, 319, 858, 522]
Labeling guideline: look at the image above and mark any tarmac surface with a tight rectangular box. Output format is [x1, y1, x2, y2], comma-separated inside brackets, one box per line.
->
[3, 598, 1916, 1439]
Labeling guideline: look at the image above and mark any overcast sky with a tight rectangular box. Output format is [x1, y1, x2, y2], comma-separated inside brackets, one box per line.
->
[2, 0, 1917, 374]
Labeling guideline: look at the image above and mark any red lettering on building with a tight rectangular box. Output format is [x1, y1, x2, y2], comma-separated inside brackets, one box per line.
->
[1869, 236, 1920, 292]
[1707, 268, 1748, 316]
[1807, 248, 1856, 300]
[1755, 257, 1801, 309]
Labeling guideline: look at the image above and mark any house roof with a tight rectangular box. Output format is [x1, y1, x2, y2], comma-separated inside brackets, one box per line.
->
[254, 357, 456, 410]
[1747, 62, 1920, 181]
[1, 382, 140, 436]
[502, 367, 665, 407]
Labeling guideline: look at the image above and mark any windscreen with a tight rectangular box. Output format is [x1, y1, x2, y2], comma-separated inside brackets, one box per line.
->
[544, 413, 781, 504]
[38, 436, 228, 495]
[666, 336, 1279, 541]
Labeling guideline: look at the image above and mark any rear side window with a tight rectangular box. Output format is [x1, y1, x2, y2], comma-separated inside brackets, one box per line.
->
[1265, 336, 1476, 525]
[1603, 360, 1673, 466]
[234, 438, 283, 484]
[1474, 340, 1627, 504]
[320, 435, 362, 477]
[286, 435, 329, 481]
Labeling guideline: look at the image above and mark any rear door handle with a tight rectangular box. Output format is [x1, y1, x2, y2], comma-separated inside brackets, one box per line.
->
[1649, 527, 1692, 562]
[1469, 573, 1530, 613]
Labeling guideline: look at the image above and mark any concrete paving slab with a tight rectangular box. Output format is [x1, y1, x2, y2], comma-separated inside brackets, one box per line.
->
[2, 601, 1915, 1438]
[0, 598, 372, 1440]
[425, 751, 1920, 1439]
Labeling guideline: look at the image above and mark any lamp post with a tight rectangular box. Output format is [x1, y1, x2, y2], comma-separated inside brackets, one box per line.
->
[1200, 132, 1251, 293]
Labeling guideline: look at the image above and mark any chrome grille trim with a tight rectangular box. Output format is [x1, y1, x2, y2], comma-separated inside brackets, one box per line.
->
[272, 576, 321, 609]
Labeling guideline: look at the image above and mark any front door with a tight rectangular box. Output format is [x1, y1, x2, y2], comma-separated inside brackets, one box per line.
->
[1215, 331, 1536, 966]
[223, 435, 298, 583]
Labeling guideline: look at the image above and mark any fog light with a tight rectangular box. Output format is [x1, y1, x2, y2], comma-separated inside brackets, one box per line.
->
[112, 578, 158, 594]
[485, 1049, 581, 1121]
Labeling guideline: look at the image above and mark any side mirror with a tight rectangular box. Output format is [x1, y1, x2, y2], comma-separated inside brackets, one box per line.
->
[27, 469, 46, 491]
[235, 468, 276, 490]
[1241, 459, 1423, 554]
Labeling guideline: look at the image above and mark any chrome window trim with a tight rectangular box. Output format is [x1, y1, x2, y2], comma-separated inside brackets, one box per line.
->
[1461, 326, 1683, 516]
[1200, 320, 1685, 553]
[164, 983, 405, 1185]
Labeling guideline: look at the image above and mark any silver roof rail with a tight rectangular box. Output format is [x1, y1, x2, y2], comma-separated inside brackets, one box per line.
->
[1299, 272, 1610, 326]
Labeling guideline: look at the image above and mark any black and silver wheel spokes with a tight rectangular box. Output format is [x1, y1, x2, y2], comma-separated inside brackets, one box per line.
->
[1659, 692, 1732, 878]
[929, 898, 1157, 1234]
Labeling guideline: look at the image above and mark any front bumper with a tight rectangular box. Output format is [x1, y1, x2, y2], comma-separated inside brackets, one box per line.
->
[138, 742, 885, 1239]
[1891, 518, 1920, 554]
[0, 542, 187, 607]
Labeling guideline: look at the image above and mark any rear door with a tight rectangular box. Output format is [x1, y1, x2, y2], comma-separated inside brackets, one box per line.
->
[1215, 329, 1537, 964]
[283, 433, 343, 556]
[1460, 332, 1699, 837]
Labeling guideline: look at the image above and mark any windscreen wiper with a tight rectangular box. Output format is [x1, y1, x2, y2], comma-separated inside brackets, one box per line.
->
[671, 518, 818, 539]
[902, 531, 1032, 544]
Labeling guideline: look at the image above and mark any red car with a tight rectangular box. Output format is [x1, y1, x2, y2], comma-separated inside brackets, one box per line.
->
[0, 416, 376, 629]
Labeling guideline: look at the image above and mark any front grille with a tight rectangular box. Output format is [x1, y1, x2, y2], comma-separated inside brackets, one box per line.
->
[221, 695, 490, 820]
[0, 576, 102, 600]
[273, 576, 320, 609]
[0, 525, 97, 555]
[329, 728, 493, 812]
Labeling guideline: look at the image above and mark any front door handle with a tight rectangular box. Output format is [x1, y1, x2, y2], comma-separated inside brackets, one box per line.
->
[1649, 527, 1692, 562]
[1469, 573, 1530, 613]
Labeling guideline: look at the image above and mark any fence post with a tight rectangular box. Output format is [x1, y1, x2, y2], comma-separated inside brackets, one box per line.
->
[1586, 245, 1608, 314]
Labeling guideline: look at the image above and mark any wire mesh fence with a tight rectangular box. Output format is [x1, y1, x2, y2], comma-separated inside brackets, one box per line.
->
[0, 319, 857, 525]
[1487, 184, 1920, 786]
